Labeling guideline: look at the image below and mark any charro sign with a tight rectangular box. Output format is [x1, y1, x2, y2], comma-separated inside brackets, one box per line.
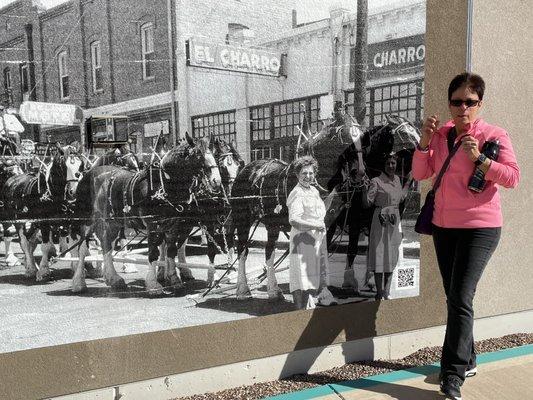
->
[350, 34, 425, 81]
[187, 39, 283, 77]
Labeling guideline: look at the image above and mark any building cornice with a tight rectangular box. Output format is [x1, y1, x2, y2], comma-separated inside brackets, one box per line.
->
[259, 19, 331, 49]
[259, 1, 425, 50]
[0, 0, 23, 16]
[0, 35, 25, 50]
[39, 0, 74, 22]
[82, 90, 179, 119]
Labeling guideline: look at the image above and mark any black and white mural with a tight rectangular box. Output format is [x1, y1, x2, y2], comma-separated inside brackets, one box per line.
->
[0, 0, 425, 353]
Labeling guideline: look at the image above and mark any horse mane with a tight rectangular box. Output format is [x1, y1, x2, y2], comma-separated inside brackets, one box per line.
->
[160, 140, 203, 178]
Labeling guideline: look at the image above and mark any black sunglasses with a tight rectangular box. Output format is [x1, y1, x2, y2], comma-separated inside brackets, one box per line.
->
[449, 99, 480, 108]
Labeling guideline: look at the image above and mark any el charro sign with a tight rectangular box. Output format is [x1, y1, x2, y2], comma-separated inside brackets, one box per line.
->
[187, 39, 283, 77]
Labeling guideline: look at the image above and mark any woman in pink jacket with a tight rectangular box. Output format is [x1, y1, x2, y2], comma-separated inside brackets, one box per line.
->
[412, 72, 519, 400]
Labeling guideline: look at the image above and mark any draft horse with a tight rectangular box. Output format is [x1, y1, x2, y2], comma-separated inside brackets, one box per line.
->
[325, 115, 420, 291]
[70, 135, 222, 294]
[230, 158, 297, 300]
[1, 143, 86, 280]
[160, 136, 245, 287]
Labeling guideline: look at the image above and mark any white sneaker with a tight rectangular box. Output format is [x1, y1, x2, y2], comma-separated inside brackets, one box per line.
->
[317, 287, 338, 306]
[466, 367, 477, 378]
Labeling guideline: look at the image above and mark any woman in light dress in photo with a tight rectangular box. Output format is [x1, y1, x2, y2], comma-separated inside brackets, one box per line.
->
[287, 156, 336, 310]
[365, 153, 411, 300]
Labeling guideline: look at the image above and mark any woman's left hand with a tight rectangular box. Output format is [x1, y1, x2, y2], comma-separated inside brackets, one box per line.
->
[461, 135, 481, 162]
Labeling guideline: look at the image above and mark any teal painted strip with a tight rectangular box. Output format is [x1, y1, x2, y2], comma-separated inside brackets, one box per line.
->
[263, 384, 336, 400]
[263, 344, 533, 400]
[330, 364, 440, 393]
[476, 344, 533, 364]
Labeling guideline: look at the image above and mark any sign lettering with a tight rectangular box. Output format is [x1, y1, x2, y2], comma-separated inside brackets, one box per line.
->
[19, 101, 83, 126]
[350, 34, 425, 81]
[188, 39, 283, 77]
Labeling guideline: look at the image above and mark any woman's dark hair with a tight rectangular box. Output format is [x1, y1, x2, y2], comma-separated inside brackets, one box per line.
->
[293, 155, 318, 175]
[448, 72, 485, 101]
[384, 152, 398, 163]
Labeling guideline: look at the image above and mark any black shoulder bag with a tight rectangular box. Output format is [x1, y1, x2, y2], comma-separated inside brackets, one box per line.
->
[414, 129, 462, 235]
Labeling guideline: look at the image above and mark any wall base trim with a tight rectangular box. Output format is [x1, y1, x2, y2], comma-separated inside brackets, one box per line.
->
[52, 309, 533, 400]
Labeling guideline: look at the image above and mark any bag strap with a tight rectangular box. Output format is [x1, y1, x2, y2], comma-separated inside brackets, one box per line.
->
[433, 128, 462, 193]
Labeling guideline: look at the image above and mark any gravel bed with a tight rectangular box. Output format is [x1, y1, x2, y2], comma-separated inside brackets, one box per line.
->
[176, 333, 533, 400]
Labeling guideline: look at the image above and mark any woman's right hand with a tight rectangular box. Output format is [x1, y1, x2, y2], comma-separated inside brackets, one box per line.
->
[419, 115, 440, 149]
[315, 222, 326, 232]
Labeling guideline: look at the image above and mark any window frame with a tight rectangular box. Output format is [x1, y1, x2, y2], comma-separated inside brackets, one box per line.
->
[140, 22, 155, 80]
[249, 95, 323, 162]
[191, 110, 237, 144]
[57, 50, 69, 100]
[344, 78, 424, 128]
[3, 67, 12, 91]
[90, 41, 103, 93]
[19, 63, 29, 100]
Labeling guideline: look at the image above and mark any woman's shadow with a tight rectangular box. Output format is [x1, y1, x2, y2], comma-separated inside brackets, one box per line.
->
[279, 300, 442, 399]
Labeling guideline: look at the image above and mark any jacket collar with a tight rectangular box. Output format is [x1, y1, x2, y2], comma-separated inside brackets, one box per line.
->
[438, 118, 485, 140]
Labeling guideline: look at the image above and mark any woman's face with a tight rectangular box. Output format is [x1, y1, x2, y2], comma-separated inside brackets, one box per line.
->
[384, 157, 397, 177]
[298, 165, 315, 187]
[448, 85, 482, 131]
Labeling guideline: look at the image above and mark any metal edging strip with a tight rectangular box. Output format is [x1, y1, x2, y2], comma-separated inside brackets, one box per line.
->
[466, 0, 474, 72]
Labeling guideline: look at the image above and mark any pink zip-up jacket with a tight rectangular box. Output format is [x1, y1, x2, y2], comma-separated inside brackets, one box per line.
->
[412, 119, 520, 228]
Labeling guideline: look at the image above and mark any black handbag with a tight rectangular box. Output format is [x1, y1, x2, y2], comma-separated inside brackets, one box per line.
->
[415, 129, 462, 235]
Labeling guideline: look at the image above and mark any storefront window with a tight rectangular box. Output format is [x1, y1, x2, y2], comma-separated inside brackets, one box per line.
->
[191, 110, 236, 143]
[250, 95, 321, 162]
[345, 78, 423, 128]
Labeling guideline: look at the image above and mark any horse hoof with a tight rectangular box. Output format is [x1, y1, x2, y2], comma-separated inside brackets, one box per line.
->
[36, 269, 51, 282]
[24, 270, 38, 279]
[85, 266, 102, 279]
[167, 275, 184, 288]
[179, 269, 195, 282]
[146, 283, 164, 296]
[268, 289, 285, 302]
[72, 282, 87, 293]
[236, 292, 252, 301]
[107, 276, 127, 290]
[180, 274, 195, 283]
[236, 283, 252, 300]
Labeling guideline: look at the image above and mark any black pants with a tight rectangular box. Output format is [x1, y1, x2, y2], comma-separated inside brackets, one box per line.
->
[432, 225, 501, 381]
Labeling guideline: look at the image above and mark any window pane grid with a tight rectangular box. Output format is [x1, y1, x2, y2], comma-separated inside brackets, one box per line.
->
[250, 95, 321, 162]
[141, 23, 154, 79]
[344, 78, 423, 127]
[91, 42, 103, 92]
[57, 52, 69, 99]
[191, 110, 236, 143]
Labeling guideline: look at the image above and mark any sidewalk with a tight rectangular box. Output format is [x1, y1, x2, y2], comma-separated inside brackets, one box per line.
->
[264, 345, 533, 400]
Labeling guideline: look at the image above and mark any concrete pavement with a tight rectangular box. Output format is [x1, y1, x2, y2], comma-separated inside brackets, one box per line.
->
[264, 345, 533, 400]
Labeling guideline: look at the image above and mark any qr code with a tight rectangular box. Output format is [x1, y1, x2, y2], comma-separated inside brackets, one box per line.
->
[396, 267, 415, 289]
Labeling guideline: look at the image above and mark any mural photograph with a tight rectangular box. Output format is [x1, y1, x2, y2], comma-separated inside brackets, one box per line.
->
[0, 0, 425, 354]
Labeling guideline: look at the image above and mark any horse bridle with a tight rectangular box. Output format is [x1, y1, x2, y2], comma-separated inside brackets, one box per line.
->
[147, 147, 220, 209]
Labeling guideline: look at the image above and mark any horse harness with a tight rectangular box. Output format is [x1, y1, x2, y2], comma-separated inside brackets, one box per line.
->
[252, 159, 290, 218]
[112, 158, 219, 219]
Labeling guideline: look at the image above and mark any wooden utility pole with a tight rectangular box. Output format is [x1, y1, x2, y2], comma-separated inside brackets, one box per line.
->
[352, 0, 368, 124]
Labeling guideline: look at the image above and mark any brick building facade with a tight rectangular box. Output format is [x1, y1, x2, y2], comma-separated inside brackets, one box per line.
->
[1, 0, 425, 161]
[0, 0, 298, 148]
